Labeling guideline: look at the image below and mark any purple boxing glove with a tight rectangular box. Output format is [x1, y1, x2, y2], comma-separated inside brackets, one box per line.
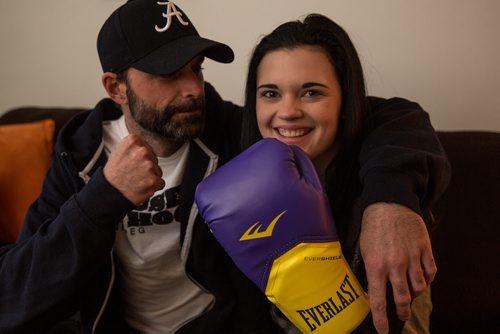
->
[195, 139, 369, 333]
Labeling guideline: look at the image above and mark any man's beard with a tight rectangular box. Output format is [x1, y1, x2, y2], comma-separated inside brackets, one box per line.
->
[127, 87, 205, 141]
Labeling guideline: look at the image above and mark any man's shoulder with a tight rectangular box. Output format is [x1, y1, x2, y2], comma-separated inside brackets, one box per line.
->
[366, 96, 422, 112]
[54, 98, 122, 157]
[60, 98, 120, 126]
[202, 82, 242, 159]
[204, 82, 242, 115]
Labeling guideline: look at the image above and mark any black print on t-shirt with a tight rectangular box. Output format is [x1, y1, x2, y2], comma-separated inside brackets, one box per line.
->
[126, 185, 181, 227]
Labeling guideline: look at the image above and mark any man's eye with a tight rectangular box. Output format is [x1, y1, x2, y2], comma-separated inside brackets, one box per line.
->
[190, 64, 204, 76]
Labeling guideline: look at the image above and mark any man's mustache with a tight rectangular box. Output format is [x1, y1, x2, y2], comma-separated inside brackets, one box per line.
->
[165, 96, 205, 116]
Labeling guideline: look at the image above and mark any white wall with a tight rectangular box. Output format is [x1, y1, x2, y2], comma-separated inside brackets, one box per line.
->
[1, 0, 499, 131]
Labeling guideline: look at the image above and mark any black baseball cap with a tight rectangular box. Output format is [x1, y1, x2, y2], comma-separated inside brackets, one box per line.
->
[97, 0, 234, 75]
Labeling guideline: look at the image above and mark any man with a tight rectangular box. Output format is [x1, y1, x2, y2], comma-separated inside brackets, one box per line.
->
[0, 1, 449, 333]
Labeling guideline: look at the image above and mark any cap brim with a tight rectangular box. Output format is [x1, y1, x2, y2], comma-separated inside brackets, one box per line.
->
[131, 35, 234, 75]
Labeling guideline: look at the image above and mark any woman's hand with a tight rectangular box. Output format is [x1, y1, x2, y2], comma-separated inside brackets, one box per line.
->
[360, 202, 436, 334]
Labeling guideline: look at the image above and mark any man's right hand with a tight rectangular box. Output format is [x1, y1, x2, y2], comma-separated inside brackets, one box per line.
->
[103, 134, 165, 205]
[360, 203, 436, 334]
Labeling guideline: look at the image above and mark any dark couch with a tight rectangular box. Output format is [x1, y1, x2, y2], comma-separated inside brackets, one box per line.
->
[430, 131, 500, 333]
[1, 106, 499, 333]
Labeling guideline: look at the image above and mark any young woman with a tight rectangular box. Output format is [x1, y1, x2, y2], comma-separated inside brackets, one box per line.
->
[240, 14, 449, 333]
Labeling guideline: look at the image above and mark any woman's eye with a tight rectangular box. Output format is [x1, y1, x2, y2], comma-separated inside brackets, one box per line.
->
[303, 89, 321, 97]
[260, 90, 278, 98]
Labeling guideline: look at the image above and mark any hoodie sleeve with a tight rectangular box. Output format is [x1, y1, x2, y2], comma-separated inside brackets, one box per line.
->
[0, 150, 134, 333]
[359, 97, 451, 216]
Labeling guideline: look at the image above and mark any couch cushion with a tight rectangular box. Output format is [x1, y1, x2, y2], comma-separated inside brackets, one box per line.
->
[0, 119, 55, 243]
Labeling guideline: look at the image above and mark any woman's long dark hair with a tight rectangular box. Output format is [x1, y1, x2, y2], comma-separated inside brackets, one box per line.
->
[241, 14, 369, 231]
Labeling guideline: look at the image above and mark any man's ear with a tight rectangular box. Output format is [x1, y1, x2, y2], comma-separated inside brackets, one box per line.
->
[102, 72, 127, 105]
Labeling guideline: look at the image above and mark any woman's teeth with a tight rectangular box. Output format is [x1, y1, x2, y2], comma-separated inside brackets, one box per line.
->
[277, 128, 307, 138]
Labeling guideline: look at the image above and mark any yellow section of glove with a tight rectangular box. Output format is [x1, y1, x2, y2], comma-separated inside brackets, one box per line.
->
[265, 241, 370, 333]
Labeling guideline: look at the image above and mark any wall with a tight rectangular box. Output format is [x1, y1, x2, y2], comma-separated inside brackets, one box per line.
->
[1, 0, 499, 131]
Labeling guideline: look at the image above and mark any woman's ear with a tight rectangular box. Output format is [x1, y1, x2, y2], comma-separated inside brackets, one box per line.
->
[102, 72, 127, 105]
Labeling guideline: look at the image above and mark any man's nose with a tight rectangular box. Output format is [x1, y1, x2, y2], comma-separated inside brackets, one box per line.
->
[179, 69, 204, 98]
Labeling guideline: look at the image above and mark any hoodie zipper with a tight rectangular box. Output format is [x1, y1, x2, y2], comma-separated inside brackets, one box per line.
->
[91, 251, 115, 334]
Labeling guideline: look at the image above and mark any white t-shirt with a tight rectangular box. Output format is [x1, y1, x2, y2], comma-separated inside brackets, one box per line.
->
[102, 116, 214, 333]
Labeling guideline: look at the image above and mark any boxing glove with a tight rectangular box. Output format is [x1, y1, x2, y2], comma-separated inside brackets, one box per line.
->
[195, 139, 369, 333]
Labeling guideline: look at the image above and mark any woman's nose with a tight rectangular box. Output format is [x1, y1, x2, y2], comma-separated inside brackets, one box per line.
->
[276, 97, 303, 119]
